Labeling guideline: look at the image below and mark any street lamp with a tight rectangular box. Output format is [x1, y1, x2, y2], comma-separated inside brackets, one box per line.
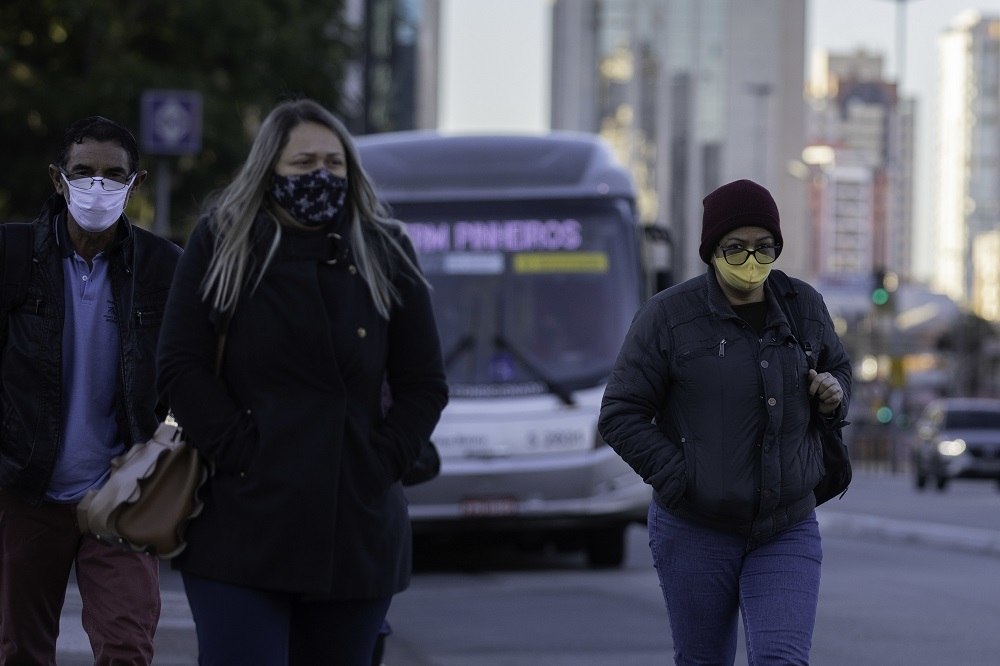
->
[746, 82, 773, 181]
[877, 0, 925, 93]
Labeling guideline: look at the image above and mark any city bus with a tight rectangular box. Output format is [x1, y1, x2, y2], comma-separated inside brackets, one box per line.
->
[356, 131, 666, 567]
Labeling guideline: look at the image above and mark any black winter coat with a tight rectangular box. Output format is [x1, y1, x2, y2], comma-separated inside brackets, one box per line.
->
[599, 268, 851, 544]
[0, 202, 181, 504]
[156, 214, 448, 598]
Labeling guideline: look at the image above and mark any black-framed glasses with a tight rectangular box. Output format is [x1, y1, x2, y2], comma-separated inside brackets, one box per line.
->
[718, 243, 781, 266]
[60, 169, 134, 192]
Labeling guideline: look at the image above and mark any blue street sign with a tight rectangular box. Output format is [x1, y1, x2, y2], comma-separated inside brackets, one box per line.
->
[140, 90, 202, 155]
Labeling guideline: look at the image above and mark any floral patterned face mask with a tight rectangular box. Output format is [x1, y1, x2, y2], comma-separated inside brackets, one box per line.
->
[270, 168, 348, 227]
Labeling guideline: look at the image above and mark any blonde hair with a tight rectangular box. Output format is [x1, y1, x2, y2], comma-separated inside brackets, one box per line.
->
[200, 98, 423, 319]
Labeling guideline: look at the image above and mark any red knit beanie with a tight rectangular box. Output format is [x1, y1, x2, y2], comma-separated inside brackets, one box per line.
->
[699, 179, 782, 264]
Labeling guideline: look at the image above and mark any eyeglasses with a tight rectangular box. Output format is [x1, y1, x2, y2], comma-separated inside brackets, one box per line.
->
[60, 170, 134, 192]
[718, 243, 781, 266]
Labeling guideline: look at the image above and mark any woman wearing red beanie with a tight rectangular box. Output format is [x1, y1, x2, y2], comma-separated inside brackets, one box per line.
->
[599, 178, 852, 665]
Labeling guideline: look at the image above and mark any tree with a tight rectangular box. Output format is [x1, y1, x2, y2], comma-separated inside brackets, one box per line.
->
[0, 0, 351, 241]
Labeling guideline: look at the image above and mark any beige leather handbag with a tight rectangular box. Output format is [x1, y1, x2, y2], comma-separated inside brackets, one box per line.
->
[77, 419, 208, 559]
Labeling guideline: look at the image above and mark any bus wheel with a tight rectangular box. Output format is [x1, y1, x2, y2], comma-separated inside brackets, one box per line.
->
[586, 525, 626, 568]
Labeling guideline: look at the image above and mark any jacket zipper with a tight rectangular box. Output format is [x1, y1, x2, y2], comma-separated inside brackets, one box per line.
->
[718, 338, 727, 357]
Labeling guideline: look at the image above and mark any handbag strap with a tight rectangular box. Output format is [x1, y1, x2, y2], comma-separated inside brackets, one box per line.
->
[164, 319, 227, 428]
[214, 331, 226, 377]
[210, 302, 235, 378]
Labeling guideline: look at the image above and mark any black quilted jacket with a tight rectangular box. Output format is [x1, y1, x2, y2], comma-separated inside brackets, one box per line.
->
[599, 268, 851, 544]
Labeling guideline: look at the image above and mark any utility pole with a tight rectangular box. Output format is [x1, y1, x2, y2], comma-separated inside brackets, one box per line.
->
[875, 0, 923, 470]
[893, 0, 910, 91]
[875, 0, 925, 93]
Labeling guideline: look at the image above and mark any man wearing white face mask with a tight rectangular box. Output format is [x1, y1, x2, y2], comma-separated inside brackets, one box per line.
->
[60, 169, 138, 233]
[0, 116, 181, 665]
[600, 179, 853, 665]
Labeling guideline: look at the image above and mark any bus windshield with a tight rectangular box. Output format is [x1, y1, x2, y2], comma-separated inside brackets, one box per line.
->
[396, 198, 642, 399]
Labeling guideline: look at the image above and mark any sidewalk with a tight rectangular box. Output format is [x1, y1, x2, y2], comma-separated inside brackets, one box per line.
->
[819, 511, 1000, 557]
[816, 468, 1000, 558]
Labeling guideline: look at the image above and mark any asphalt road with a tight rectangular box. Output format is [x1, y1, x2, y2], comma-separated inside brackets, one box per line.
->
[55, 470, 1000, 664]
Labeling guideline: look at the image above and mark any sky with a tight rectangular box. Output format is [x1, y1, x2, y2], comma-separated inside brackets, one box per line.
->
[809, 0, 1000, 276]
[439, 0, 1000, 130]
[438, 0, 1000, 276]
[438, 0, 551, 132]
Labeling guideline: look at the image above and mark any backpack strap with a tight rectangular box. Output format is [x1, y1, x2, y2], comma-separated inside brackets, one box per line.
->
[769, 269, 815, 370]
[0, 223, 34, 314]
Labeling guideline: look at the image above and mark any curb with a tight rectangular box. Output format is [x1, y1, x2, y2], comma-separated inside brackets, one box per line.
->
[818, 511, 1000, 558]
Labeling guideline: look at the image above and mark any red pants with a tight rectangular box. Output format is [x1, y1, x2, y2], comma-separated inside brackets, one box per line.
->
[0, 489, 160, 666]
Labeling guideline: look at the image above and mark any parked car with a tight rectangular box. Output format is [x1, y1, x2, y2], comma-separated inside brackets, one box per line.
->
[912, 397, 1000, 491]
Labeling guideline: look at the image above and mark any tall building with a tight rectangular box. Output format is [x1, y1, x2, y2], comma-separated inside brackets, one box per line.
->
[352, 1, 808, 282]
[343, 0, 439, 135]
[935, 10, 1000, 321]
[804, 48, 916, 282]
[550, 0, 809, 282]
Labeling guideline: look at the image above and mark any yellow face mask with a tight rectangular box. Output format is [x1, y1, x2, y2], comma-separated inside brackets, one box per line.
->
[713, 255, 772, 291]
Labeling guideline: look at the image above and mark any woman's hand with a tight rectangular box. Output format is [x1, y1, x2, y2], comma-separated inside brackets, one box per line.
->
[807, 369, 844, 415]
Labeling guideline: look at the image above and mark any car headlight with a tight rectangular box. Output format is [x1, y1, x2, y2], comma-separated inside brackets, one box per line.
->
[937, 439, 967, 456]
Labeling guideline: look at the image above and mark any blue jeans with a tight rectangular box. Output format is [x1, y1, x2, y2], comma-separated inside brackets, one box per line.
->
[182, 572, 392, 666]
[648, 501, 822, 665]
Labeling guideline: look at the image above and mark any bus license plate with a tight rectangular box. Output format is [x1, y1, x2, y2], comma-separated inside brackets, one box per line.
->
[461, 497, 519, 517]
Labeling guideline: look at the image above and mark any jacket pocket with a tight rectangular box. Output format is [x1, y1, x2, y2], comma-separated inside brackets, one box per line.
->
[131, 291, 169, 362]
[133, 295, 168, 329]
[205, 410, 260, 478]
[674, 337, 736, 395]
[355, 432, 396, 501]
[9, 282, 47, 319]
[654, 434, 692, 509]
[676, 338, 728, 366]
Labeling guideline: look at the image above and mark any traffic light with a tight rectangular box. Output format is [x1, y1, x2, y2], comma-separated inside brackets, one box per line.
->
[871, 285, 890, 307]
[871, 269, 897, 311]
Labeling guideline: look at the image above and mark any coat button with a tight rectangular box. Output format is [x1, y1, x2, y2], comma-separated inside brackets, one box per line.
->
[760, 360, 768, 368]
[349, 265, 357, 274]
[767, 397, 776, 406]
[357, 327, 367, 338]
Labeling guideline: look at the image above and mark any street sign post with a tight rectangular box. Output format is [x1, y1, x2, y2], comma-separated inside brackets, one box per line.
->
[140, 90, 202, 238]
[140, 90, 202, 155]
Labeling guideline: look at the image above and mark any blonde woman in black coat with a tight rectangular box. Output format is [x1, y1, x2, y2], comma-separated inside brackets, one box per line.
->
[156, 99, 448, 665]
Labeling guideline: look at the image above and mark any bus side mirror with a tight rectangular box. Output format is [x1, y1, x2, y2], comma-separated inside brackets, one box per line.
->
[642, 225, 672, 294]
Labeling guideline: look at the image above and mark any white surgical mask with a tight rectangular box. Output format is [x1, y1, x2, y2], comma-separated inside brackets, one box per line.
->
[61, 173, 136, 232]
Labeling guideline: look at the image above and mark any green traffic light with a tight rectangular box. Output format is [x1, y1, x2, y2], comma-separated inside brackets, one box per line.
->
[875, 406, 893, 424]
[872, 288, 890, 306]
